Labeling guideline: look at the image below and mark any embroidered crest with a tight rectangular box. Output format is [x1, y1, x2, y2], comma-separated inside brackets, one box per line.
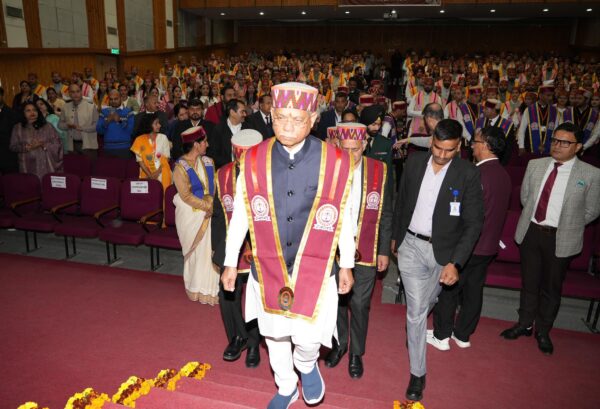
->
[548, 122, 555, 130]
[366, 191, 381, 210]
[251, 195, 270, 222]
[314, 204, 338, 232]
[222, 194, 234, 212]
[464, 114, 471, 122]
[201, 156, 213, 166]
[531, 123, 539, 131]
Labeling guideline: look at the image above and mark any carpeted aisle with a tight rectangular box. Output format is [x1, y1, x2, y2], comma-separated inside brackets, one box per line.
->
[1, 253, 599, 409]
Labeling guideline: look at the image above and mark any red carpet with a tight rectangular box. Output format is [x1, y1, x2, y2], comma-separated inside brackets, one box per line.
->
[1, 253, 599, 409]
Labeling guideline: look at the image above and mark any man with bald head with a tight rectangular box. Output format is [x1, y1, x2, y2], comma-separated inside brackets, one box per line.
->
[96, 89, 135, 158]
[408, 77, 443, 137]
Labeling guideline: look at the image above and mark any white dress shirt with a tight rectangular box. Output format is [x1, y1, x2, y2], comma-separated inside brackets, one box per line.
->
[350, 160, 363, 237]
[227, 118, 242, 136]
[408, 157, 452, 236]
[531, 157, 575, 227]
[224, 141, 355, 269]
[476, 157, 499, 167]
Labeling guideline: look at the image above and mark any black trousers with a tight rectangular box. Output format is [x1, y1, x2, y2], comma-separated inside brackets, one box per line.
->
[336, 264, 377, 356]
[218, 273, 259, 347]
[518, 223, 571, 334]
[433, 254, 495, 341]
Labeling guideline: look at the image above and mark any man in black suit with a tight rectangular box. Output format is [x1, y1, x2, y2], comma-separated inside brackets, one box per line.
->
[132, 95, 168, 138]
[244, 94, 274, 140]
[391, 119, 484, 401]
[0, 87, 19, 174]
[171, 99, 214, 160]
[207, 99, 247, 169]
[316, 92, 349, 140]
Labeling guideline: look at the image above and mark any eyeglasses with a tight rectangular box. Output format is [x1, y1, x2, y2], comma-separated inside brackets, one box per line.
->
[551, 137, 578, 148]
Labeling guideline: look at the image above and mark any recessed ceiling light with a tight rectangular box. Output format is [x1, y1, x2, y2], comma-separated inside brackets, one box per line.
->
[586, 8, 592, 12]
[490, 9, 496, 13]
[220, 12, 225, 16]
[440, 10, 445, 14]
[259, 11, 264, 16]
[391, 10, 397, 14]
[301, 11, 306, 15]
[542, 8, 549, 12]
[345, 11, 350, 15]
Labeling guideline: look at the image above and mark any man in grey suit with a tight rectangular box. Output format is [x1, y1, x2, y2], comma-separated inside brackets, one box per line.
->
[392, 119, 484, 401]
[501, 122, 600, 355]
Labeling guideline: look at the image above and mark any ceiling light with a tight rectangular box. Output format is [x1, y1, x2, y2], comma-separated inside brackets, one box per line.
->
[440, 10, 445, 14]
[490, 9, 496, 13]
[220, 12, 225, 16]
[586, 8, 592, 12]
[542, 8, 549, 12]
[301, 11, 306, 15]
[391, 10, 397, 14]
[345, 11, 350, 15]
[259, 11, 264, 16]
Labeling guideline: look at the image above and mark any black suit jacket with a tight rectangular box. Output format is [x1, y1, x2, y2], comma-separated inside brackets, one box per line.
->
[211, 193, 227, 269]
[245, 111, 273, 140]
[316, 109, 339, 141]
[207, 121, 246, 169]
[392, 151, 484, 267]
[170, 119, 214, 160]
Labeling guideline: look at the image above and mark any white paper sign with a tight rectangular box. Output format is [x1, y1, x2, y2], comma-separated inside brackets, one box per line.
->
[50, 175, 66, 189]
[91, 178, 107, 190]
[130, 181, 149, 194]
[499, 240, 506, 250]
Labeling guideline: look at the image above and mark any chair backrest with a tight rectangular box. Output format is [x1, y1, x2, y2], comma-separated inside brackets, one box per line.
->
[509, 184, 522, 211]
[569, 223, 597, 271]
[505, 166, 526, 186]
[496, 210, 521, 263]
[94, 156, 128, 179]
[164, 184, 177, 227]
[80, 176, 121, 217]
[63, 153, 92, 178]
[125, 159, 140, 179]
[2, 173, 41, 213]
[41, 173, 81, 213]
[120, 179, 163, 221]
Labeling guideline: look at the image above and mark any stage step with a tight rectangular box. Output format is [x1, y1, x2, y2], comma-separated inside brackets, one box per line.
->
[134, 386, 255, 409]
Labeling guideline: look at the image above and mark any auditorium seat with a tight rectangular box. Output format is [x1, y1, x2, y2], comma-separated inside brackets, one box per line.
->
[125, 159, 140, 179]
[13, 173, 80, 252]
[53, 176, 121, 258]
[98, 179, 163, 264]
[495, 210, 521, 264]
[93, 156, 129, 180]
[63, 153, 93, 178]
[1, 174, 42, 229]
[144, 184, 181, 270]
[509, 184, 522, 211]
[505, 166, 526, 186]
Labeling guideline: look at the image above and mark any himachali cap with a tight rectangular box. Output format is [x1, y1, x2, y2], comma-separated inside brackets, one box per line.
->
[556, 89, 569, 97]
[337, 122, 367, 141]
[359, 94, 375, 105]
[468, 85, 483, 95]
[337, 86, 349, 94]
[370, 79, 382, 86]
[181, 126, 207, 144]
[271, 82, 319, 112]
[376, 96, 387, 104]
[484, 98, 502, 110]
[327, 126, 338, 140]
[538, 80, 555, 94]
[393, 101, 407, 110]
[486, 86, 498, 93]
[232, 129, 262, 160]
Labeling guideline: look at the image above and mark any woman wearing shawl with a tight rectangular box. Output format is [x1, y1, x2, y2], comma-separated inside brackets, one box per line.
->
[173, 126, 219, 305]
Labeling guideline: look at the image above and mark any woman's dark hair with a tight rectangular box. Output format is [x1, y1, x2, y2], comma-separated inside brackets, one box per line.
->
[20, 80, 30, 89]
[20, 102, 47, 129]
[46, 87, 57, 99]
[341, 108, 358, 122]
[139, 112, 160, 135]
[36, 98, 55, 116]
[182, 141, 196, 155]
[173, 102, 187, 118]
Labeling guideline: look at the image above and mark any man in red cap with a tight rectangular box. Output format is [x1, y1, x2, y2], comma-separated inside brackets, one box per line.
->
[572, 88, 600, 153]
[517, 82, 562, 155]
[408, 77, 442, 138]
[324, 122, 392, 379]
[458, 85, 484, 142]
[222, 82, 356, 408]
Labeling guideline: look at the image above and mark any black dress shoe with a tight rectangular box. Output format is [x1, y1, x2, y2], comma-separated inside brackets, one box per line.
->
[223, 336, 247, 361]
[324, 345, 347, 368]
[500, 324, 533, 340]
[535, 332, 554, 355]
[406, 374, 426, 401]
[348, 354, 363, 379]
[245, 345, 261, 368]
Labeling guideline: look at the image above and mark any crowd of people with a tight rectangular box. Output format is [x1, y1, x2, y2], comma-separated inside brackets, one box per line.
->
[1, 50, 599, 408]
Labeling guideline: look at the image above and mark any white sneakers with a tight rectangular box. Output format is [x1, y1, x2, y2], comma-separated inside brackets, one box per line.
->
[426, 330, 472, 350]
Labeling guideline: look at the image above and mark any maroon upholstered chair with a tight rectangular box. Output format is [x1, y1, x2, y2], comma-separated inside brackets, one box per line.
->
[144, 184, 181, 270]
[63, 153, 93, 178]
[94, 156, 129, 180]
[509, 184, 522, 211]
[496, 210, 521, 263]
[98, 178, 163, 264]
[505, 166, 526, 186]
[1, 173, 42, 228]
[125, 159, 140, 179]
[53, 176, 121, 258]
[13, 173, 80, 252]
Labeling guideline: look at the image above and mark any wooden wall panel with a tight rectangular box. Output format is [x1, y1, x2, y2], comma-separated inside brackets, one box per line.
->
[154, 0, 167, 50]
[173, 0, 179, 48]
[22, 0, 42, 48]
[86, 0, 107, 49]
[116, 0, 127, 52]
[0, 0, 7, 48]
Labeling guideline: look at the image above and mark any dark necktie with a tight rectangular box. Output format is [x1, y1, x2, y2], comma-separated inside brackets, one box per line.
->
[534, 162, 562, 223]
[266, 114, 271, 125]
